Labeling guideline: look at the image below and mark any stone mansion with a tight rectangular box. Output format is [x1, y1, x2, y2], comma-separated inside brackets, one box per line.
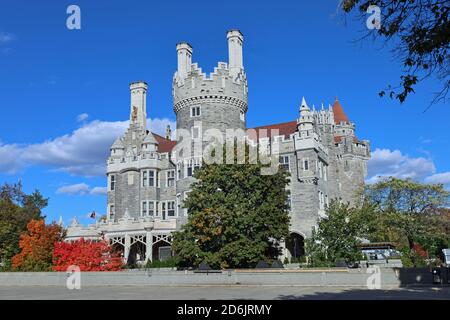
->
[66, 30, 370, 263]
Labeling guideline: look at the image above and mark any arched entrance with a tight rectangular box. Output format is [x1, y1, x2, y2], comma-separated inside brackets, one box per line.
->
[127, 234, 147, 266]
[152, 234, 172, 262]
[286, 232, 305, 258]
[110, 236, 125, 261]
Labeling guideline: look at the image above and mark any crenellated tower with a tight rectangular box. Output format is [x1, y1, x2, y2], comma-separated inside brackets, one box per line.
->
[172, 30, 248, 139]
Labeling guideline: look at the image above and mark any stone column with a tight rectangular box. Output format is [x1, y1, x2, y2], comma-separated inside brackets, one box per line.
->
[146, 231, 153, 262]
[124, 234, 131, 263]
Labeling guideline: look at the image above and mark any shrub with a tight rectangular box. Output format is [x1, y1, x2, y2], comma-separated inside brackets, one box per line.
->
[145, 257, 177, 269]
[53, 238, 123, 271]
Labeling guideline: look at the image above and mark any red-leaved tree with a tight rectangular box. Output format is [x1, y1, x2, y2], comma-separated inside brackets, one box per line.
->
[52, 238, 123, 271]
[12, 219, 63, 271]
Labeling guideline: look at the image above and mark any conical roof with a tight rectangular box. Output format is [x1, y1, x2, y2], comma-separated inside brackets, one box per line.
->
[332, 97, 350, 124]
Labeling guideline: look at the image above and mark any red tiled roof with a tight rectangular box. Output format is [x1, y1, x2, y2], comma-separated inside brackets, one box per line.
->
[332, 97, 350, 124]
[152, 133, 177, 153]
[247, 121, 298, 141]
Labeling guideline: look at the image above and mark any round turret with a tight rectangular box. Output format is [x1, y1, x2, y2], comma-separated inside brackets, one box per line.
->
[172, 32, 248, 138]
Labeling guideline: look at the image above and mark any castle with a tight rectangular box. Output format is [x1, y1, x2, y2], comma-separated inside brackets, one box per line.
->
[66, 30, 370, 264]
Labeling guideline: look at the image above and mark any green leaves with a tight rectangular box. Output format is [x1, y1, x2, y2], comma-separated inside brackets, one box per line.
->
[342, 0, 449, 105]
[0, 183, 48, 269]
[172, 157, 290, 269]
[306, 201, 366, 266]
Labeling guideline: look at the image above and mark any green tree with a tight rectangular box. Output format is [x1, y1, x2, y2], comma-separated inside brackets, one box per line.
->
[172, 144, 290, 269]
[306, 201, 368, 267]
[363, 177, 449, 266]
[0, 182, 48, 270]
[341, 0, 449, 106]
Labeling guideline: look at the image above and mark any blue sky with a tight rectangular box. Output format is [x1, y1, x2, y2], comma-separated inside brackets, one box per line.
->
[0, 1, 449, 226]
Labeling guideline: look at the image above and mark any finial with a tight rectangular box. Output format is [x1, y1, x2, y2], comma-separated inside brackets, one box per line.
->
[71, 217, 78, 226]
[321, 103, 325, 111]
[301, 96, 307, 107]
[300, 96, 310, 111]
[58, 216, 63, 227]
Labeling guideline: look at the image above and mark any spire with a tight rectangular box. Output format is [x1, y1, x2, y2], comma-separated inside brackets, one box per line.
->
[332, 97, 350, 124]
[300, 96, 309, 111]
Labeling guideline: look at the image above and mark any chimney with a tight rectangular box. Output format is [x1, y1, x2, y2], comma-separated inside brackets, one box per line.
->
[176, 42, 193, 81]
[227, 29, 244, 77]
[129, 81, 148, 129]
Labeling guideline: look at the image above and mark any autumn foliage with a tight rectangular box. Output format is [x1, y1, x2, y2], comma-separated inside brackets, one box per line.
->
[11, 219, 63, 271]
[52, 238, 123, 271]
[413, 243, 429, 259]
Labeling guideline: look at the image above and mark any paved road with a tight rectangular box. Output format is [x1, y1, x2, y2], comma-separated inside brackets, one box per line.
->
[0, 285, 449, 300]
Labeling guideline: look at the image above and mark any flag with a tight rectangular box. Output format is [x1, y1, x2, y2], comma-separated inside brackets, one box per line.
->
[90, 211, 96, 219]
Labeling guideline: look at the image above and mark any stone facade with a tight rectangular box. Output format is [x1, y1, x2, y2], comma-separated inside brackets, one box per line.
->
[66, 30, 370, 263]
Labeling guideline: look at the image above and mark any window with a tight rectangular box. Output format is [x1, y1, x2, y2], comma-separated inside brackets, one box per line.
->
[110, 175, 116, 191]
[240, 110, 245, 122]
[168, 201, 176, 217]
[303, 159, 309, 171]
[167, 170, 175, 187]
[191, 106, 201, 117]
[142, 171, 148, 187]
[156, 171, 160, 188]
[109, 205, 115, 220]
[279, 155, 290, 171]
[286, 190, 291, 210]
[142, 201, 147, 216]
[149, 202, 155, 216]
[191, 126, 200, 139]
[319, 191, 325, 210]
[194, 158, 201, 171]
[187, 160, 193, 177]
[162, 202, 167, 219]
[155, 201, 159, 217]
[149, 170, 155, 186]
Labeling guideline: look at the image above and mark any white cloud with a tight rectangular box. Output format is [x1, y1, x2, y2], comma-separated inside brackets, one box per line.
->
[367, 148, 436, 184]
[0, 117, 176, 177]
[148, 118, 176, 139]
[56, 183, 90, 195]
[76, 113, 89, 122]
[90, 186, 107, 195]
[424, 172, 450, 185]
[0, 142, 25, 174]
[0, 32, 15, 44]
[56, 183, 107, 196]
